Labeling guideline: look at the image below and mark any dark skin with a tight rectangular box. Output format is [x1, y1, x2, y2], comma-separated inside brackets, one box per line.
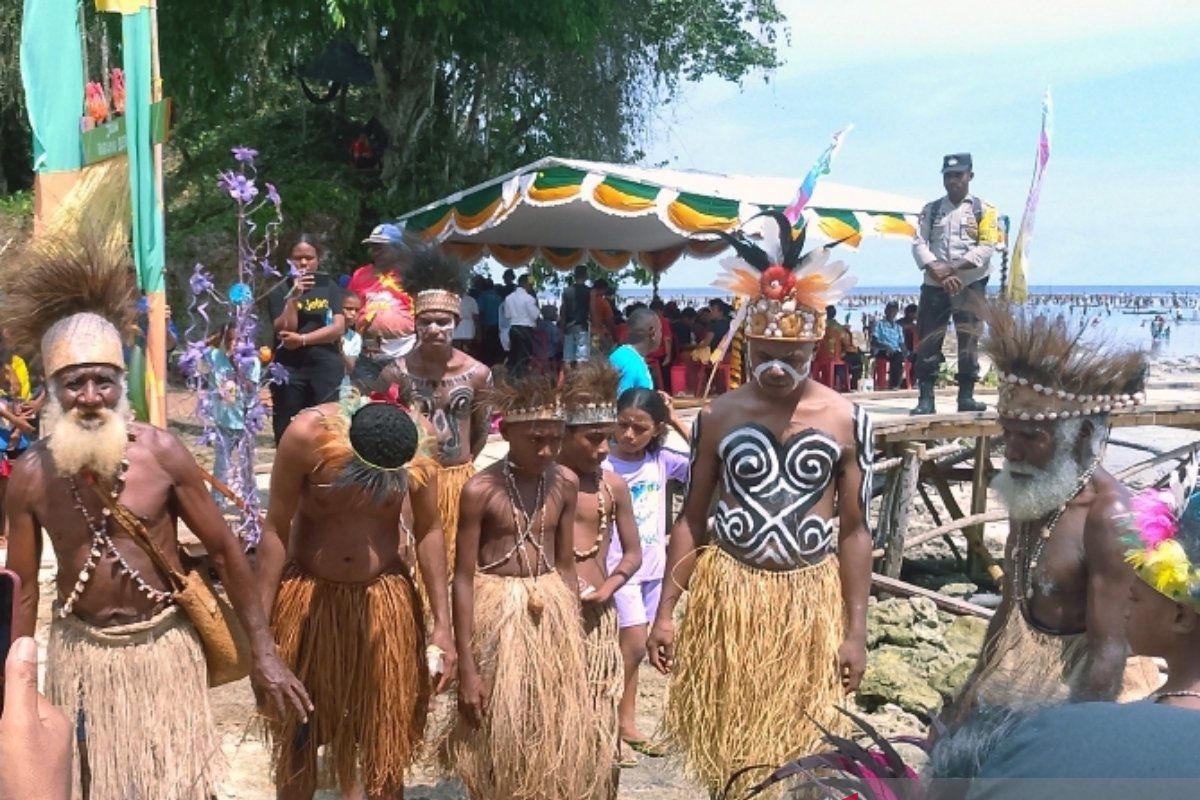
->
[380, 311, 491, 465]
[1125, 578, 1200, 709]
[949, 417, 1134, 718]
[256, 403, 455, 800]
[453, 419, 579, 728]
[926, 169, 974, 294]
[645, 338, 873, 694]
[558, 423, 641, 604]
[272, 242, 346, 351]
[4, 364, 312, 722]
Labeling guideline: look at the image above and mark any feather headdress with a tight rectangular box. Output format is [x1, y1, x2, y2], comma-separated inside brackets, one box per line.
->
[1, 229, 136, 376]
[562, 361, 620, 426]
[313, 389, 439, 505]
[1125, 452, 1200, 609]
[400, 244, 471, 318]
[482, 368, 563, 423]
[982, 301, 1147, 421]
[711, 212, 856, 343]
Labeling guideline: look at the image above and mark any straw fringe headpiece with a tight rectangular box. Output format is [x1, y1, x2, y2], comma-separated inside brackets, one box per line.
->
[982, 301, 1147, 421]
[482, 369, 562, 423]
[1, 228, 135, 376]
[562, 361, 619, 426]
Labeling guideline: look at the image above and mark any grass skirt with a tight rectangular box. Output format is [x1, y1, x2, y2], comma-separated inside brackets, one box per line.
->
[968, 606, 1088, 709]
[439, 461, 476, 572]
[46, 604, 222, 800]
[662, 547, 845, 797]
[268, 564, 429, 797]
[582, 599, 622, 782]
[442, 572, 607, 800]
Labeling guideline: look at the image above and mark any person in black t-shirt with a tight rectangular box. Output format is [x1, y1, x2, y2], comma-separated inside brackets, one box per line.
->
[559, 264, 592, 366]
[266, 234, 346, 443]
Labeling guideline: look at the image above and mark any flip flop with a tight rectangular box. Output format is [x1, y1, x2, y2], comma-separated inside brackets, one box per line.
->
[623, 737, 668, 758]
[617, 751, 639, 769]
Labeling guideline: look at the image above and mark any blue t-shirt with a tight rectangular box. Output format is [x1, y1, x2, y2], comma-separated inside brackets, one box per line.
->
[609, 344, 652, 395]
[205, 348, 259, 430]
[477, 289, 501, 327]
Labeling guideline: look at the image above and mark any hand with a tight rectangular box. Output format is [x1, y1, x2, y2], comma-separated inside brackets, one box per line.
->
[0, 637, 72, 800]
[278, 331, 305, 351]
[646, 620, 675, 674]
[580, 582, 612, 606]
[926, 261, 953, 282]
[837, 636, 867, 694]
[941, 274, 964, 295]
[657, 390, 675, 411]
[429, 627, 457, 694]
[12, 417, 34, 436]
[251, 650, 313, 723]
[458, 669, 489, 729]
[289, 272, 315, 297]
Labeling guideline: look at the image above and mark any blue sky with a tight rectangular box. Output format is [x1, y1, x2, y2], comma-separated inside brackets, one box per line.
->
[645, 0, 1200, 289]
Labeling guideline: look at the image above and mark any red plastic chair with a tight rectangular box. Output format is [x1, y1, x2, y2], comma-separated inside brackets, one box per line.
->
[813, 357, 850, 392]
[670, 363, 693, 396]
[697, 362, 731, 396]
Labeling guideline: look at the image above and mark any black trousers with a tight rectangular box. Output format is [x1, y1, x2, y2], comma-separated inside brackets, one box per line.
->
[507, 325, 536, 376]
[874, 348, 906, 388]
[913, 279, 987, 384]
[270, 364, 344, 443]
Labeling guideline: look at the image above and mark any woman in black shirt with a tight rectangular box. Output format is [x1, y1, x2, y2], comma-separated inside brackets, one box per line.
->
[266, 234, 345, 442]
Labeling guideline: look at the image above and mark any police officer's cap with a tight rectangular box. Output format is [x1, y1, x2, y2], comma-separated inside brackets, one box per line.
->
[941, 153, 973, 173]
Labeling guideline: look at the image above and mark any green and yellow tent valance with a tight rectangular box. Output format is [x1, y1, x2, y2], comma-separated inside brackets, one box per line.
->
[396, 157, 923, 272]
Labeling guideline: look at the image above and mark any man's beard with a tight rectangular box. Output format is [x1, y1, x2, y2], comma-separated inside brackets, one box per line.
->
[44, 393, 131, 479]
[991, 419, 1098, 521]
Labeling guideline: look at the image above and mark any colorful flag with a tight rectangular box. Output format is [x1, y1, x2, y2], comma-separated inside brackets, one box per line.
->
[783, 124, 854, 224]
[1006, 89, 1053, 303]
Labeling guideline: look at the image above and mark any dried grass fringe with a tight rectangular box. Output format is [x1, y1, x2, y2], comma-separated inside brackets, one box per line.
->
[268, 565, 429, 797]
[582, 599, 622, 778]
[438, 461, 476, 572]
[441, 572, 608, 800]
[969, 607, 1089, 709]
[661, 547, 845, 797]
[46, 605, 222, 800]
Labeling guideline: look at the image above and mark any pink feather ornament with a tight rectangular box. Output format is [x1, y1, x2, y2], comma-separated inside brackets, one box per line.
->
[1131, 488, 1178, 547]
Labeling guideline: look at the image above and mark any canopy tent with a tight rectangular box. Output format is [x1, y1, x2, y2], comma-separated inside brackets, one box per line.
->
[396, 157, 924, 272]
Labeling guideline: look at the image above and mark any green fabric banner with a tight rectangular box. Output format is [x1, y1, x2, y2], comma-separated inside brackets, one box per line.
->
[19, 0, 84, 173]
[122, 9, 165, 293]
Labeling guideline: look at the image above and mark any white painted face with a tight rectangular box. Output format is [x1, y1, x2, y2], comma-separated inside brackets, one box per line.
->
[752, 358, 810, 393]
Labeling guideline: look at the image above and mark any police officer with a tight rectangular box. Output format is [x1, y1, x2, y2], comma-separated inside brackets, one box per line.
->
[911, 153, 1000, 415]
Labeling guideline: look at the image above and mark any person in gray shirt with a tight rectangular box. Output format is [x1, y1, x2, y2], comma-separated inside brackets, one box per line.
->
[911, 153, 1001, 415]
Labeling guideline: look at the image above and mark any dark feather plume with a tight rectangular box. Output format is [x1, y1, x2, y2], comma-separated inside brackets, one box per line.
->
[715, 230, 770, 271]
[400, 243, 471, 297]
[0, 228, 137, 359]
[481, 366, 560, 416]
[562, 359, 620, 412]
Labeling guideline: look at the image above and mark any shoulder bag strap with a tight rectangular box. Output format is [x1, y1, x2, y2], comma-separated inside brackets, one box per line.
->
[86, 482, 184, 590]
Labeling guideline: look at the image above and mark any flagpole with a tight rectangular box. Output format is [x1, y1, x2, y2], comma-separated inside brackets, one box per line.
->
[145, 0, 167, 427]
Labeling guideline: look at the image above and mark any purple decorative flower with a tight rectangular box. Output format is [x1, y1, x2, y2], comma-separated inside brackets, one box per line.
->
[231, 146, 258, 163]
[189, 264, 215, 296]
[286, 260, 303, 280]
[265, 182, 281, 207]
[218, 170, 258, 203]
[266, 362, 288, 385]
[259, 257, 280, 278]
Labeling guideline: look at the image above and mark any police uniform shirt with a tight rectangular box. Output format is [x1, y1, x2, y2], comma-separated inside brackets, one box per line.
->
[912, 194, 998, 289]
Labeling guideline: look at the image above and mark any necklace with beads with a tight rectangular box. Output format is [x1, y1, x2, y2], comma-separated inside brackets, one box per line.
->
[1152, 690, 1200, 703]
[574, 471, 612, 560]
[478, 460, 552, 575]
[1015, 454, 1102, 602]
[58, 455, 173, 618]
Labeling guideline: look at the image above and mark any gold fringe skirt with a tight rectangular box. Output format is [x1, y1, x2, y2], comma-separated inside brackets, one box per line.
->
[46, 604, 223, 800]
[663, 547, 845, 796]
[268, 564, 429, 797]
[582, 599, 623, 780]
[442, 572, 608, 800]
[439, 461, 476, 571]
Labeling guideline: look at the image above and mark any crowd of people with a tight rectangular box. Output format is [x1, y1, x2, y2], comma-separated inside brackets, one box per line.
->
[1, 150, 1198, 800]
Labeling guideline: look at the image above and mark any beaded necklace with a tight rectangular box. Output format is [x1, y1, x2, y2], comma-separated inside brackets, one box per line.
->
[573, 471, 612, 560]
[1152, 690, 1200, 703]
[1014, 454, 1103, 602]
[478, 460, 552, 575]
[58, 456, 173, 618]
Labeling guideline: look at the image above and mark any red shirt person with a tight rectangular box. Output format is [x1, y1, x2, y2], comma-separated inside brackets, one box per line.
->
[347, 224, 416, 384]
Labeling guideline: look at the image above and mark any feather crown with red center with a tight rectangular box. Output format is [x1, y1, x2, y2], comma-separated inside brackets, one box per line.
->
[711, 211, 856, 342]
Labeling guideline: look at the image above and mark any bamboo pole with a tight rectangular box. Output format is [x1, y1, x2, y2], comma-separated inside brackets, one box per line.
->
[145, 0, 167, 427]
[878, 442, 923, 580]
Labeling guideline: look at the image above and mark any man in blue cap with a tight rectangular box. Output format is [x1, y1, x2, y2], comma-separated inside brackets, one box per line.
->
[911, 153, 1001, 415]
[347, 223, 417, 385]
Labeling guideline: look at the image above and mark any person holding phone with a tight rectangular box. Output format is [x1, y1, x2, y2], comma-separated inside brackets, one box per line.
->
[267, 233, 346, 443]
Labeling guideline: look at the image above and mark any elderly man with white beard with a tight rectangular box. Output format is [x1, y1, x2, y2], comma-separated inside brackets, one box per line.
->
[1, 237, 310, 800]
[943, 303, 1150, 724]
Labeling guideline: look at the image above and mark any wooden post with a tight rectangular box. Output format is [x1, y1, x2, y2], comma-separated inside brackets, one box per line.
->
[964, 435, 991, 576]
[879, 442, 923, 581]
[146, 2, 168, 428]
[931, 473, 1004, 585]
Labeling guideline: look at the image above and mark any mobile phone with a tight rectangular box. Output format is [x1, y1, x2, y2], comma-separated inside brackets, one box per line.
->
[0, 569, 21, 714]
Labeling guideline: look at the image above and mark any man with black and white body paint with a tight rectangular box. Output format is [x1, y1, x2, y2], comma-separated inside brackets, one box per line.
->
[945, 304, 1157, 723]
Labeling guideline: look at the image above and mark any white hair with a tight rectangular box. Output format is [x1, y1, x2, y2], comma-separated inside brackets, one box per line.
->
[992, 416, 1108, 522]
[44, 375, 131, 479]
